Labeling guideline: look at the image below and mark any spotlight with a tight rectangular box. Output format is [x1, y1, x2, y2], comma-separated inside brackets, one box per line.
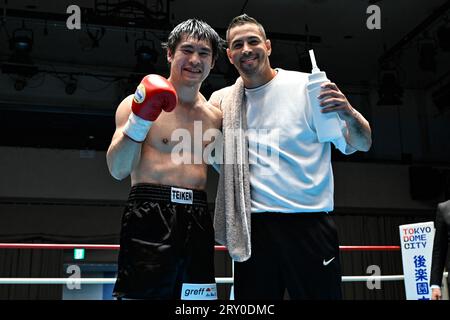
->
[377, 69, 403, 105]
[136, 45, 156, 63]
[135, 39, 158, 74]
[12, 36, 32, 52]
[65, 77, 77, 95]
[10, 31, 33, 54]
[9, 24, 34, 60]
[6, 24, 35, 75]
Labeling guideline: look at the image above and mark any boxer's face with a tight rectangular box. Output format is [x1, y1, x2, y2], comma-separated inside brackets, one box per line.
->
[226, 23, 272, 77]
[168, 34, 215, 86]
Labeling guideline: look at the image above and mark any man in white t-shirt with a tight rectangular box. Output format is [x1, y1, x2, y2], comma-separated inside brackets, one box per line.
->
[209, 14, 372, 299]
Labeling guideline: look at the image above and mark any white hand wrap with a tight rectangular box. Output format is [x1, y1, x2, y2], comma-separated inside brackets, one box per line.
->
[122, 112, 153, 143]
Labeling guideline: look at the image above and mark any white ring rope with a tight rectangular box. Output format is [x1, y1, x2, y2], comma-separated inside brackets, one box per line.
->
[0, 243, 445, 286]
[0, 273, 446, 285]
[0, 277, 234, 285]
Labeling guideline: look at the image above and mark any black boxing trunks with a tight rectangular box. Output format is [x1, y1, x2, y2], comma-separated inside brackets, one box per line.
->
[113, 184, 216, 300]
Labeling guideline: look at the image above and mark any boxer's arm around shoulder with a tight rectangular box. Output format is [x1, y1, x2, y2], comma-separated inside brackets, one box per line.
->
[208, 100, 223, 128]
[106, 95, 142, 180]
[208, 87, 231, 111]
[206, 91, 225, 173]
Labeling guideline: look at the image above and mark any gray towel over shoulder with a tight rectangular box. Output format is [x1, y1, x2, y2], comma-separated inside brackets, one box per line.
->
[210, 78, 252, 262]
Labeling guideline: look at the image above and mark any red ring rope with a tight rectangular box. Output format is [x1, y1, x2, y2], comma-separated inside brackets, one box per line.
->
[0, 243, 400, 251]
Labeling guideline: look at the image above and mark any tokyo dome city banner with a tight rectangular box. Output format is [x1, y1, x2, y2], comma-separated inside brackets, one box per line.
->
[399, 222, 435, 300]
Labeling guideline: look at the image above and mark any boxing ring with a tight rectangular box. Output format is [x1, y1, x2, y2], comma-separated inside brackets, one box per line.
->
[0, 243, 424, 285]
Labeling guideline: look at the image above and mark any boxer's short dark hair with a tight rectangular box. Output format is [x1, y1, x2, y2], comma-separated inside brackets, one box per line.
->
[162, 19, 224, 62]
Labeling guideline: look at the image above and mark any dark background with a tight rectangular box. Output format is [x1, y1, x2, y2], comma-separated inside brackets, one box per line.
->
[0, 0, 449, 161]
[0, 0, 449, 300]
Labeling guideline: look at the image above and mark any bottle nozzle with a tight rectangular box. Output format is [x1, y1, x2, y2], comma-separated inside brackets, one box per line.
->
[309, 49, 320, 73]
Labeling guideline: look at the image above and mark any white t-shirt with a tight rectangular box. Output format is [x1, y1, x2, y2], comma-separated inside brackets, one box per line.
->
[245, 68, 356, 213]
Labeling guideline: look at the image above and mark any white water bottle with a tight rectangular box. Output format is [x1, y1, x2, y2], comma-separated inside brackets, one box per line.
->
[306, 50, 342, 143]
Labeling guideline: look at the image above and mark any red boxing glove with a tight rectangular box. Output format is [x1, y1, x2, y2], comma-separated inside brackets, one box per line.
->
[131, 74, 177, 121]
[123, 75, 177, 142]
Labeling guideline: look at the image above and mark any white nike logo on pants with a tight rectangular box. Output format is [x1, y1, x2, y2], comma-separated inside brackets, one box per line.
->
[323, 257, 335, 266]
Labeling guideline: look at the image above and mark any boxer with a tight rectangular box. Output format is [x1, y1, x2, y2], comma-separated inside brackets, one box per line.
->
[106, 19, 223, 300]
